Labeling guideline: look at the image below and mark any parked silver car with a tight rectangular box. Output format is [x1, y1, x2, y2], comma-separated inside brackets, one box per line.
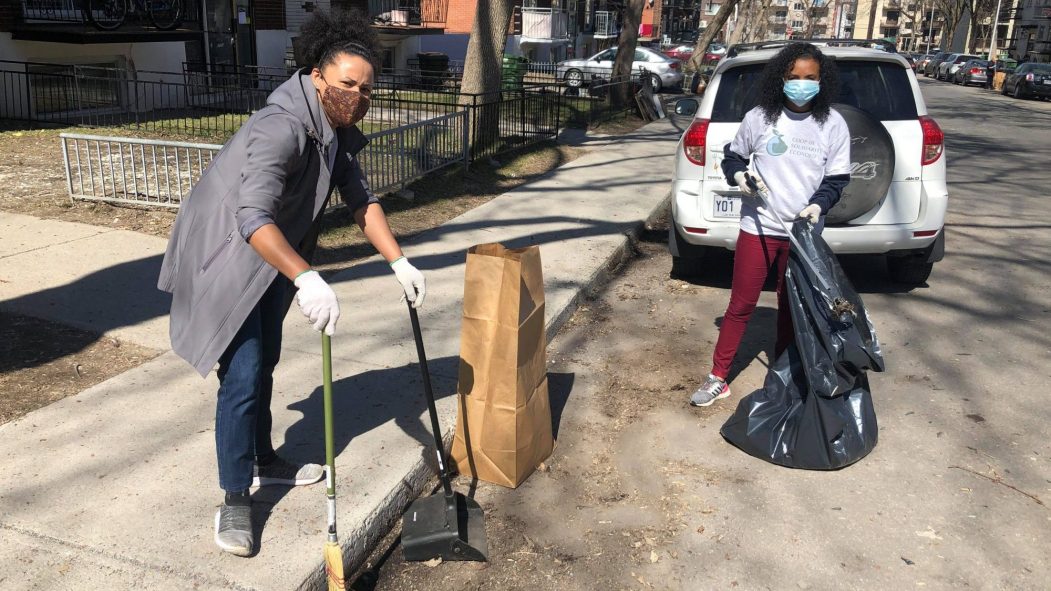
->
[936, 53, 978, 81]
[953, 59, 990, 86]
[557, 46, 684, 93]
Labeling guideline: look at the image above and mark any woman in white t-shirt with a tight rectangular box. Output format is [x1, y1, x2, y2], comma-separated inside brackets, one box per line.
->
[691, 42, 852, 407]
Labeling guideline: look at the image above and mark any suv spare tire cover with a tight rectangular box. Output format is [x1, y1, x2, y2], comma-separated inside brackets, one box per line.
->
[826, 103, 895, 224]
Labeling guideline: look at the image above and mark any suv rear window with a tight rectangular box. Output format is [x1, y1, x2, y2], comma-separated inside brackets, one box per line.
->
[711, 60, 919, 122]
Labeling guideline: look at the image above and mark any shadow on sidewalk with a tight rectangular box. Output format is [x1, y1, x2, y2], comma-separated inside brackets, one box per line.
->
[250, 358, 578, 552]
[0, 253, 170, 371]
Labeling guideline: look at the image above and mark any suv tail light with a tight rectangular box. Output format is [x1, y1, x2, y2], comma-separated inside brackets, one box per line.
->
[919, 116, 944, 166]
[683, 118, 711, 166]
[670, 61, 680, 70]
[970, 67, 982, 75]
[1026, 72, 1035, 82]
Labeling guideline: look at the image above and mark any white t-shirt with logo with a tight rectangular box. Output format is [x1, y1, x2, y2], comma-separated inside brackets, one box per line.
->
[729, 106, 851, 238]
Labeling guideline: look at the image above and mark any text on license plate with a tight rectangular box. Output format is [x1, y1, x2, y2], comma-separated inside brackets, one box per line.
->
[1043, 80, 1051, 85]
[712, 195, 741, 218]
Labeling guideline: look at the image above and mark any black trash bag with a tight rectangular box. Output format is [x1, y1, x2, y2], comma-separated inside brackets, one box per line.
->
[720, 222, 885, 470]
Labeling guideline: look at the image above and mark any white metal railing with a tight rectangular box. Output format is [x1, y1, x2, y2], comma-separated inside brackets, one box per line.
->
[594, 10, 618, 38]
[61, 111, 469, 208]
[522, 7, 569, 40]
[61, 135, 220, 208]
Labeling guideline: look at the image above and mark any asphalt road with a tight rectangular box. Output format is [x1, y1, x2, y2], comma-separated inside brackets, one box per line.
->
[363, 79, 1051, 590]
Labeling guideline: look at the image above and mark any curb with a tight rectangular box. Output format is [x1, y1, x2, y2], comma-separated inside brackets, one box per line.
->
[301, 192, 673, 590]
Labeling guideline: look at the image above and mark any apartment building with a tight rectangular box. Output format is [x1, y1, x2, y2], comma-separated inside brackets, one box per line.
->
[1010, 0, 1051, 62]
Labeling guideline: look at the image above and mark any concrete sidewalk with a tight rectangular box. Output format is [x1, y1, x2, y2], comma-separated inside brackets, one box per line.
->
[0, 213, 171, 351]
[0, 116, 682, 591]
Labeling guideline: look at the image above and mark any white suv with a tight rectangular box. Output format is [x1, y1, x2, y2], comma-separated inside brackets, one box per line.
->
[669, 43, 947, 285]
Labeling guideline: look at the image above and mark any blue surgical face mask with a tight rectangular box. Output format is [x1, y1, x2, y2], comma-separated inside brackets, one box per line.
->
[783, 79, 820, 107]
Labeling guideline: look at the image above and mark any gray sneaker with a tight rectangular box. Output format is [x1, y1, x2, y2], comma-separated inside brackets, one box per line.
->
[214, 503, 254, 557]
[252, 456, 325, 487]
[690, 375, 732, 407]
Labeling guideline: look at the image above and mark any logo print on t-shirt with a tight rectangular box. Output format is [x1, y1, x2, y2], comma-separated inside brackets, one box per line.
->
[766, 130, 789, 156]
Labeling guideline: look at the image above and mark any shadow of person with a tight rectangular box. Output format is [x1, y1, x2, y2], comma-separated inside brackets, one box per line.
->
[2, 254, 171, 372]
[249, 355, 461, 543]
[714, 307, 777, 384]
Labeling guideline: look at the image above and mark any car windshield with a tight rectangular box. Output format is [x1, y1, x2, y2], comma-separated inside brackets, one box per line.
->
[1031, 64, 1051, 74]
[712, 60, 919, 122]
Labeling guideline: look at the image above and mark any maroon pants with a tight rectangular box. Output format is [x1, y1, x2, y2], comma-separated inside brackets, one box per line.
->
[711, 230, 794, 380]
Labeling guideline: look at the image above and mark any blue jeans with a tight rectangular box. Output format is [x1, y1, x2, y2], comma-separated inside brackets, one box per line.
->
[215, 277, 286, 492]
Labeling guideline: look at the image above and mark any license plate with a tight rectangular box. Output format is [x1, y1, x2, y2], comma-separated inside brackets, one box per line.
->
[712, 195, 741, 218]
[1043, 80, 1051, 85]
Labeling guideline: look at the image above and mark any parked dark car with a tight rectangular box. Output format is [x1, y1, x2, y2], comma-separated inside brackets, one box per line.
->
[1001, 63, 1051, 100]
[953, 59, 990, 86]
[923, 51, 951, 77]
[915, 53, 937, 72]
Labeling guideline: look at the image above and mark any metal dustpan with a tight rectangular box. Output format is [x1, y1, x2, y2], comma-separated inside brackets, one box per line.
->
[401, 303, 488, 562]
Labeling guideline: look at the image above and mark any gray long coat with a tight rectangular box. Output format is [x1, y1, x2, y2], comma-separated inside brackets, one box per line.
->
[158, 71, 378, 376]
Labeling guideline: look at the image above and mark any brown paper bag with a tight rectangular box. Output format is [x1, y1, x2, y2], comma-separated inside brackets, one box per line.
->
[450, 243, 553, 488]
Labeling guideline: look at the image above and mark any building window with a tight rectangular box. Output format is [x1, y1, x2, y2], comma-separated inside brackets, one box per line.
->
[792, 19, 804, 27]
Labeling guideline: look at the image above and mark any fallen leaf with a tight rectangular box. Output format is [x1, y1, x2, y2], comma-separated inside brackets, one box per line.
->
[423, 557, 442, 567]
[915, 528, 943, 541]
[650, 550, 659, 563]
[901, 556, 916, 566]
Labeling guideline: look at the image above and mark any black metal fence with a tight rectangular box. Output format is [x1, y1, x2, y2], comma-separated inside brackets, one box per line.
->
[2, 59, 645, 161]
[18, 0, 202, 27]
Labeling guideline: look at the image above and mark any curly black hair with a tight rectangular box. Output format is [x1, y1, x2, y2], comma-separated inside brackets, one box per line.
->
[297, 8, 381, 71]
[755, 43, 840, 126]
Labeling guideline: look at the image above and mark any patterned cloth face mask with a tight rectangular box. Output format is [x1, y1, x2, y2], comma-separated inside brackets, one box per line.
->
[320, 78, 371, 128]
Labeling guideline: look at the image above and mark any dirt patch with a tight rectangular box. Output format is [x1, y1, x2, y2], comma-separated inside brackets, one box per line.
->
[0, 310, 161, 425]
[313, 141, 584, 274]
[350, 215, 745, 590]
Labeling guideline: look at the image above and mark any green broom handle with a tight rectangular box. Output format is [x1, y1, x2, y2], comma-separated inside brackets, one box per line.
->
[322, 333, 337, 518]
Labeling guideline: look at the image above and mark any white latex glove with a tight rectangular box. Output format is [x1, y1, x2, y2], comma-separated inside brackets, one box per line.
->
[797, 204, 822, 224]
[293, 270, 340, 336]
[391, 257, 426, 309]
[733, 171, 768, 198]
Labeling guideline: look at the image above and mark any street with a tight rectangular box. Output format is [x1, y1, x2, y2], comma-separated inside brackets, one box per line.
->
[361, 79, 1051, 589]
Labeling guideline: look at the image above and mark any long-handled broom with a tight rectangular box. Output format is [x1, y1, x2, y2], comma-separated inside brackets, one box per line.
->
[321, 333, 345, 590]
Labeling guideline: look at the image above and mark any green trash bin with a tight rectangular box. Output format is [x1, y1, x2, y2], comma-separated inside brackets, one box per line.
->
[501, 54, 529, 90]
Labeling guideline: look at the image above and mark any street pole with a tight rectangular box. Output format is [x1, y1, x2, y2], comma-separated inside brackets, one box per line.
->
[926, 2, 934, 51]
[987, 0, 1004, 62]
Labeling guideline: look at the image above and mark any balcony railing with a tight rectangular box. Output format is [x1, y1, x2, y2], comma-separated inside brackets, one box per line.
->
[520, 7, 569, 41]
[771, 15, 787, 23]
[18, 0, 200, 28]
[593, 10, 618, 38]
[21, 0, 82, 23]
[368, 0, 447, 29]
[883, 18, 899, 27]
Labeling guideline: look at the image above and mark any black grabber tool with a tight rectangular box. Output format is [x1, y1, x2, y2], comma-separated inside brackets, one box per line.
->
[401, 302, 488, 563]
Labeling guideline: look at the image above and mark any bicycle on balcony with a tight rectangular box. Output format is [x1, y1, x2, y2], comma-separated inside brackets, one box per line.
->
[83, 0, 183, 31]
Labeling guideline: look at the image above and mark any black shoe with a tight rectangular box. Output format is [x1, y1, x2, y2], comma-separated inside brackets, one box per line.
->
[252, 455, 325, 487]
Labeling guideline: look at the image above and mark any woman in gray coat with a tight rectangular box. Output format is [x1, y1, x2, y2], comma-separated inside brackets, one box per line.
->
[157, 9, 425, 556]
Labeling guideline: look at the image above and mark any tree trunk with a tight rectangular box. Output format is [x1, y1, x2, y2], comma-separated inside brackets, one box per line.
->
[611, 0, 646, 109]
[688, 0, 742, 72]
[459, 0, 515, 156]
